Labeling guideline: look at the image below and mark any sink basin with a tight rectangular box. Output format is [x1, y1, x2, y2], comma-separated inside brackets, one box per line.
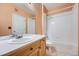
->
[8, 38, 32, 44]
[0, 36, 11, 41]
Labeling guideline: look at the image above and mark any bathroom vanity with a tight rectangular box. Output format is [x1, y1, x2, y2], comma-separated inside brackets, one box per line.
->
[0, 34, 46, 56]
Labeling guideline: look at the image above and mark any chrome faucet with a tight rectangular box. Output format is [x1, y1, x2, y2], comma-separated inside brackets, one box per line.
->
[11, 31, 17, 37]
[11, 31, 23, 39]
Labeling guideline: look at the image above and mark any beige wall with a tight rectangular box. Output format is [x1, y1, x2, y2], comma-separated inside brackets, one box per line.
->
[0, 4, 31, 35]
[34, 4, 43, 34]
[78, 3, 79, 55]
[34, 4, 48, 34]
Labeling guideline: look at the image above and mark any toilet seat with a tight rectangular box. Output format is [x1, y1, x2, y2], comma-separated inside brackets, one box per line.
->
[46, 40, 57, 56]
[46, 40, 56, 45]
[46, 41, 52, 45]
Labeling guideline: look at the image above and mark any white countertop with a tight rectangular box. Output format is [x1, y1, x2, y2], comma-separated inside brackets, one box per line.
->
[0, 34, 46, 56]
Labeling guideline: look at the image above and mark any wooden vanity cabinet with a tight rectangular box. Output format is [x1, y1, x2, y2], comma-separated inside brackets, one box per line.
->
[29, 48, 39, 56]
[39, 39, 46, 56]
[3, 38, 46, 56]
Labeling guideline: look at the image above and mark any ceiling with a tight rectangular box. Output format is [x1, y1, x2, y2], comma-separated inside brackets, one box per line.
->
[14, 3, 36, 15]
[43, 3, 65, 11]
[14, 3, 66, 15]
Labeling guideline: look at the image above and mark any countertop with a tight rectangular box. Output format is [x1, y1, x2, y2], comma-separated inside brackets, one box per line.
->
[0, 34, 46, 56]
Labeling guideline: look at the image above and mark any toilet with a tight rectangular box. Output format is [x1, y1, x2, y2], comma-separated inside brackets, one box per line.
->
[46, 40, 57, 56]
[46, 39, 56, 46]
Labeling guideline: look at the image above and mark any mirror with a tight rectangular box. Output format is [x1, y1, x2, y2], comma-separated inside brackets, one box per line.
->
[0, 3, 42, 36]
[12, 13, 26, 34]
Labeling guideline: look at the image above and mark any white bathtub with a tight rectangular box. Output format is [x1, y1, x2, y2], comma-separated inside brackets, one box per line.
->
[46, 40, 78, 56]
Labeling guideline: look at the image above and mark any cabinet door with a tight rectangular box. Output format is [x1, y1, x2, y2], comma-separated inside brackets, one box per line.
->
[29, 49, 39, 56]
[39, 39, 46, 56]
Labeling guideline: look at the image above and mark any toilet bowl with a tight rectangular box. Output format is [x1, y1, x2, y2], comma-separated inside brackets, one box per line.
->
[46, 40, 57, 55]
[46, 40, 52, 44]
[46, 40, 56, 46]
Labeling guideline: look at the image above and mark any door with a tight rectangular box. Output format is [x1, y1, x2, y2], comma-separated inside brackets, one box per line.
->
[12, 13, 26, 34]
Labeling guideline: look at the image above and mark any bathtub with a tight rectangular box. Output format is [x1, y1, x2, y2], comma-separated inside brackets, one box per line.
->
[46, 39, 78, 56]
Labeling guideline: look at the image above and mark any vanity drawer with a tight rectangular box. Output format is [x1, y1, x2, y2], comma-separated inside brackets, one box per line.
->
[3, 40, 40, 56]
[23, 40, 40, 56]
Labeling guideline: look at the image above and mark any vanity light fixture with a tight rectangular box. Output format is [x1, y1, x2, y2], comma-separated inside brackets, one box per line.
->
[24, 3, 35, 12]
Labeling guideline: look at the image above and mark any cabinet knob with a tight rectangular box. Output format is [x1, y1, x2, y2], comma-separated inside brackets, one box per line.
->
[43, 40, 45, 41]
[30, 48, 33, 50]
[39, 46, 41, 49]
